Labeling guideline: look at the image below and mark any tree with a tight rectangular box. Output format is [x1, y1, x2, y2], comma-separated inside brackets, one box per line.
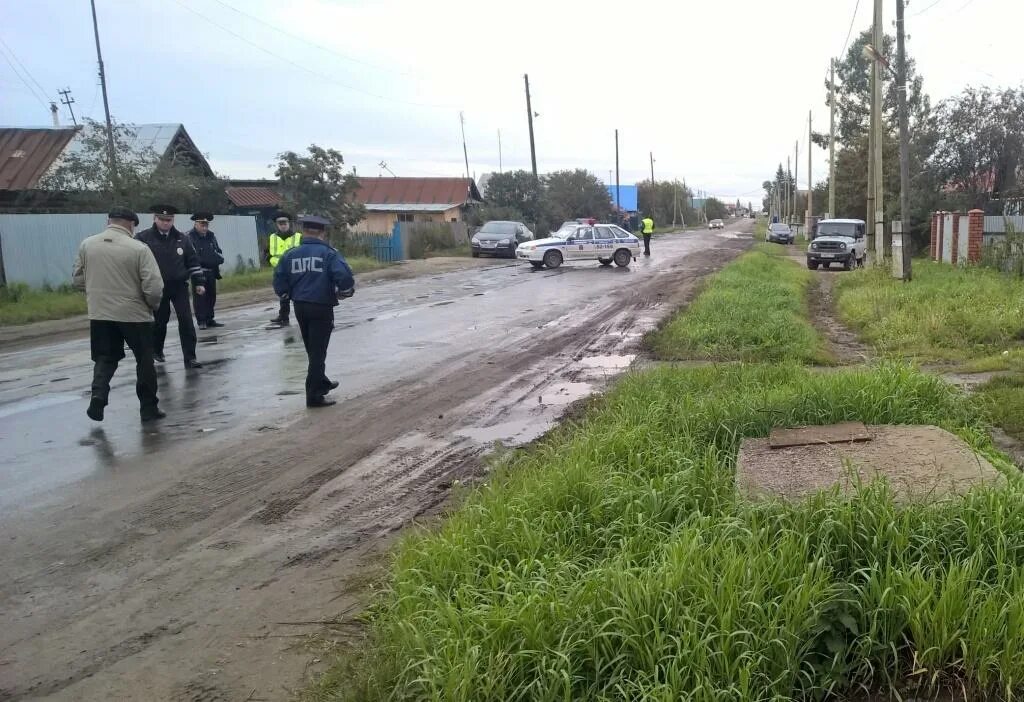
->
[930, 86, 1024, 211]
[274, 145, 365, 230]
[481, 170, 544, 227]
[637, 179, 695, 226]
[39, 118, 229, 213]
[705, 197, 728, 220]
[542, 170, 613, 226]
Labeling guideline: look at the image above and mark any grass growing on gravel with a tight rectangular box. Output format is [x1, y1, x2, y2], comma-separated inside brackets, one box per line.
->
[311, 362, 1024, 702]
[648, 246, 826, 363]
[977, 374, 1024, 441]
[835, 261, 1024, 364]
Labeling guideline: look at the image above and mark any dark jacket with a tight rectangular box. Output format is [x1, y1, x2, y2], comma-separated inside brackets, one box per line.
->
[135, 225, 206, 286]
[273, 237, 354, 306]
[187, 228, 225, 280]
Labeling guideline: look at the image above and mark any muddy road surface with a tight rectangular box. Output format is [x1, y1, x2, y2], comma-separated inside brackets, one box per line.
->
[0, 223, 751, 701]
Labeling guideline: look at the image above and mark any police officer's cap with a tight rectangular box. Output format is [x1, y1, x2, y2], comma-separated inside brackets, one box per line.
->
[150, 204, 178, 217]
[300, 215, 331, 231]
[190, 211, 214, 222]
[108, 206, 139, 225]
[272, 210, 293, 221]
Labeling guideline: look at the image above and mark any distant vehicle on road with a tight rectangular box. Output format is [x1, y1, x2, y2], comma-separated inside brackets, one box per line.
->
[766, 223, 794, 244]
[709, 219, 725, 230]
[471, 221, 534, 258]
[517, 222, 640, 270]
[806, 218, 866, 270]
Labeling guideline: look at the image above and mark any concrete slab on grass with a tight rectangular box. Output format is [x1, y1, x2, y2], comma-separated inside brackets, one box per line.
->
[738, 425, 1001, 501]
[768, 421, 871, 448]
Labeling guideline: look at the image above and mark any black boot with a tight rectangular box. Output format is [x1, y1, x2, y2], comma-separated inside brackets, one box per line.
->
[141, 408, 166, 422]
[306, 396, 337, 408]
[87, 398, 105, 422]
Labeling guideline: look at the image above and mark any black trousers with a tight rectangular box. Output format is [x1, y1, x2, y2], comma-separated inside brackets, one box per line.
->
[294, 301, 334, 401]
[277, 296, 291, 322]
[193, 275, 217, 324]
[90, 320, 159, 412]
[155, 280, 197, 360]
[643, 234, 652, 255]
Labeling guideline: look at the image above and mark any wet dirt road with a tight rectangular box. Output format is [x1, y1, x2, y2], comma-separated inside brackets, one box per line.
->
[0, 223, 751, 701]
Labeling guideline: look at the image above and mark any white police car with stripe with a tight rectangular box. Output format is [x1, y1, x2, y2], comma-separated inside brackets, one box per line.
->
[516, 223, 641, 270]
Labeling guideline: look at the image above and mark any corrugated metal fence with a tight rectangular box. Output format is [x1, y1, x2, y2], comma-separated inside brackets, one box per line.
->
[0, 213, 261, 288]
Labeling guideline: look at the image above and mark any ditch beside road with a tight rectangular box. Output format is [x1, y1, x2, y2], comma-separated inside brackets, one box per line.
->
[0, 222, 752, 701]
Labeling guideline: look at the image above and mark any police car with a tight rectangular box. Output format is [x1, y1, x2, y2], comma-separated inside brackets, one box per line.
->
[516, 221, 641, 269]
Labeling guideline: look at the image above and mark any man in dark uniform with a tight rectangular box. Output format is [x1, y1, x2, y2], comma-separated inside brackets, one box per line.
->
[72, 207, 166, 422]
[136, 205, 206, 368]
[186, 212, 225, 330]
[273, 215, 355, 408]
[266, 210, 303, 328]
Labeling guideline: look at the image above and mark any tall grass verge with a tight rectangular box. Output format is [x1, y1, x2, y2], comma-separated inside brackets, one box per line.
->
[648, 246, 826, 363]
[310, 362, 1024, 701]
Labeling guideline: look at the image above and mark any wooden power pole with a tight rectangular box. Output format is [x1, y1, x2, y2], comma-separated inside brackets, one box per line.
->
[807, 111, 813, 232]
[895, 0, 913, 280]
[90, 0, 118, 190]
[829, 59, 836, 218]
[524, 74, 538, 181]
[872, 0, 885, 261]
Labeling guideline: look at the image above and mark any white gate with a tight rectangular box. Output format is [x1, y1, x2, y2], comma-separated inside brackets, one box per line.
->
[957, 215, 970, 263]
[942, 213, 955, 263]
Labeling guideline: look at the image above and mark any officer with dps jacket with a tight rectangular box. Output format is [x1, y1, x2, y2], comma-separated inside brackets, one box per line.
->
[272, 215, 355, 408]
[135, 204, 206, 368]
[186, 211, 225, 329]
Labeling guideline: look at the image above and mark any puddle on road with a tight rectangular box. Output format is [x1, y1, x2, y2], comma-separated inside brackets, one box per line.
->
[576, 354, 636, 370]
[0, 393, 80, 419]
[537, 382, 592, 406]
[456, 418, 549, 445]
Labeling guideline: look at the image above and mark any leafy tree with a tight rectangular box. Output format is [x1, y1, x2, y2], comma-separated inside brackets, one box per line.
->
[542, 169, 613, 225]
[705, 198, 728, 220]
[274, 145, 365, 230]
[481, 170, 545, 228]
[637, 179, 695, 226]
[39, 118, 229, 213]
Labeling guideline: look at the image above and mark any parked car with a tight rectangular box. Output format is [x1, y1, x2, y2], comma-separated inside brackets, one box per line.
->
[806, 218, 867, 270]
[471, 221, 534, 258]
[766, 223, 793, 244]
[709, 219, 725, 230]
[516, 222, 640, 270]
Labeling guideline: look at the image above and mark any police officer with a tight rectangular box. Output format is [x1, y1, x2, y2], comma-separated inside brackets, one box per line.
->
[72, 207, 166, 422]
[266, 210, 303, 327]
[186, 212, 225, 330]
[136, 204, 206, 368]
[272, 215, 355, 408]
[641, 214, 655, 256]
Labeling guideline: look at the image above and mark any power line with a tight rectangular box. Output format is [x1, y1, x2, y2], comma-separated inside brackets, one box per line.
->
[911, 0, 946, 16]
[0, 36, 48, 108]
[209, 0, 416, 78]
[169, 0, 456, 111]
[838, 0, 863, 61]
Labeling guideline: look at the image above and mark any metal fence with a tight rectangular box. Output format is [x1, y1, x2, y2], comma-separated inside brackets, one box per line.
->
[0, 213, 261, 288]
[984, 215, 1024, 233]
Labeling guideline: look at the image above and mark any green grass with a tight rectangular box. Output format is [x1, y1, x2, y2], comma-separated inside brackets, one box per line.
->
[310, 362, 1024, 701]
[648, 246, 827, 364]
[423, 244, 471, 258]
[835, 261, 1024, 364]
[977, 374, 1024, 441]
[0, 283, 86, 326]
[0, 256, 389, 326]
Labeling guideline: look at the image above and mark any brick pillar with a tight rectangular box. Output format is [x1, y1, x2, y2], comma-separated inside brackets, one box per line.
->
[951, 211, 961, 265]
[967, 209, 985, 263]
[930, 212, 939, 260]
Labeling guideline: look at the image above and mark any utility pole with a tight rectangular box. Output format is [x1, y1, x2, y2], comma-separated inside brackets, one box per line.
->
[786, 155, 791, 223]
[895, 0, 913, 280]
[524, 74, 538, 181]
[58, 88, 77, 126]
[614, 129, 620, 213]
[872, 0, 885, 261]
[497, 129, 503, 174]
[90, 0, 118, 190]
[807, 110, 813, 233]
[649, 151, 655, 215]
[829, 59, 836, 218]
[459, 112, 470, 179]
[794, 141, 799, 225]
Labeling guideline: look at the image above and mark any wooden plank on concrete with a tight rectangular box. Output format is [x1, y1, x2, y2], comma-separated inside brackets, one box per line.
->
[768, 421, 871, 448]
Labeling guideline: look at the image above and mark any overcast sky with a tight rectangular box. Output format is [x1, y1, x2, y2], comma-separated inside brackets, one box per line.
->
[2, 0, 1021, 203]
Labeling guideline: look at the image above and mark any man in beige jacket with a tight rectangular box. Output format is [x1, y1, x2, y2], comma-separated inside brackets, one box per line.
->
[72, 207, 166, 422]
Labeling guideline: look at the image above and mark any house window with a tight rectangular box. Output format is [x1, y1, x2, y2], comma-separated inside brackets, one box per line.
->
[397, 213, 414, 222]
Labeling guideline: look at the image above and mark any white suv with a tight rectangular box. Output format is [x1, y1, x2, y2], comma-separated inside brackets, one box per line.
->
[807, 218, 867, 270]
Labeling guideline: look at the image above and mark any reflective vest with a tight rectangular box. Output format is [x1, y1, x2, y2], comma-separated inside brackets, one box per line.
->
[269, 232, 302, 267]
[642, 218, 654, 234]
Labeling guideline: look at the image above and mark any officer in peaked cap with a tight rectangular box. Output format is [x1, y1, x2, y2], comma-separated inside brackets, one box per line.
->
[272, 215, 355, 407]
[135, 204, 206, 369]
[186, 211, 225, 329]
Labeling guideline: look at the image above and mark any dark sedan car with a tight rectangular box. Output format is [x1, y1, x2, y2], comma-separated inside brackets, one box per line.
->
[471, 221, 534, 258]
[767, 223, 794, 244]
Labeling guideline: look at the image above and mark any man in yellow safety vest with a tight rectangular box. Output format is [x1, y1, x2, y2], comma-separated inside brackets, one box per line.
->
[267, 210, 303, 327]
[641, 215, 654, 256]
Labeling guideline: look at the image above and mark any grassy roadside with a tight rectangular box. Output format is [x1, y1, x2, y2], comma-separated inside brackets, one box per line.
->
[0, 255, 388, 327]
[648, 245, 828, 364]
[307, 245, 1024, 700]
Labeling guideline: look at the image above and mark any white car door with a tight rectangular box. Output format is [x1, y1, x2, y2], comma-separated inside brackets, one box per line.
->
[568, 226, 596, 259]
[595, 226, 619, 257]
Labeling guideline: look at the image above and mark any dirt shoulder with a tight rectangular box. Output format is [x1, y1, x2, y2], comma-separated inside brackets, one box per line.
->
[0, 257, 508, 352]
[0, 240, 749, 701]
